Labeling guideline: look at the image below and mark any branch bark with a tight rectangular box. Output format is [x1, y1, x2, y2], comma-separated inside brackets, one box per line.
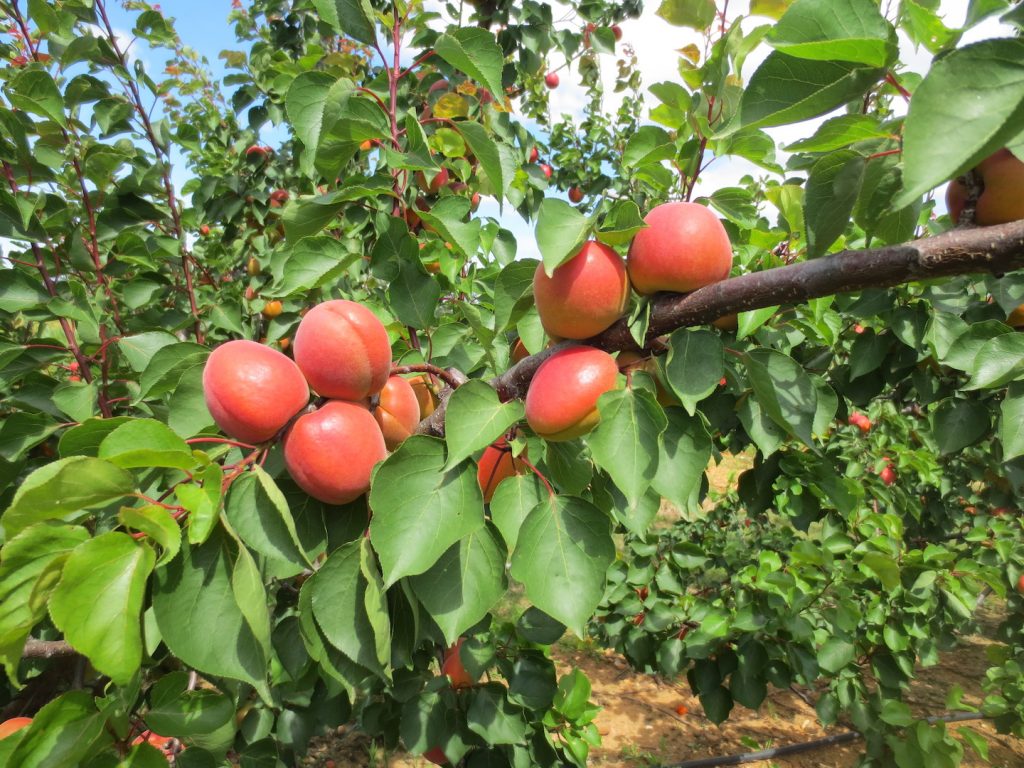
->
[417, 219, 1024, 437]
[22, 639, 78, 659]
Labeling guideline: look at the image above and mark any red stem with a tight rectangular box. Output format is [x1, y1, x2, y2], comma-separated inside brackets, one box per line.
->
[867, 148, 901, 160]
[186, 436, 260, 450]
[885, 72, 911, 101]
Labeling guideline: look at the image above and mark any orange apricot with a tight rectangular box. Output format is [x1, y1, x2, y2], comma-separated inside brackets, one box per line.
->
[525, 346, 619, 441]
[627, 202, 732, 294]
[533, 241, 630, 339]
[293, 300, 392, 400]
[203, 340, 310, 443]
[947, 149, 1024, 226]
[712, 313, 738, 331]
[477, 439, 527, 502]
[441, 637, 476, 689]
[262, 300, 283, 318]
[284, 401, 388, 504]
[0, 717, 31, 739]
[373, 375, 421, 450]
[408, 374, 439, 419]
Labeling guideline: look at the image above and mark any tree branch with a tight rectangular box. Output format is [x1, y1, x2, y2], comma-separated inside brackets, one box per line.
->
[417, 220, 1024, 437]
[22, 639, 78, 659]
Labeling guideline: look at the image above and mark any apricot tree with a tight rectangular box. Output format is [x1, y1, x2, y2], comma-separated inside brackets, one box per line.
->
[2, 0, 1024, 766]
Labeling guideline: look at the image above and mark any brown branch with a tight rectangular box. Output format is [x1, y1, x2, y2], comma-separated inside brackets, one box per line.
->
[418, 220, 1024, 437]
[22, 639, 78, 659]
[391, 364, 466, 390]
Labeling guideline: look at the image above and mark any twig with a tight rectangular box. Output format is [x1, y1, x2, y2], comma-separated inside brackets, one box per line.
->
[391, 364, 466, 390]
[22, 639, 78, 659]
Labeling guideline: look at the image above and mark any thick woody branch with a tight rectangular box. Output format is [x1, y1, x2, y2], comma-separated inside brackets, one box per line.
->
[22, 639, 78, 659]
[418, 220, 1024, 437]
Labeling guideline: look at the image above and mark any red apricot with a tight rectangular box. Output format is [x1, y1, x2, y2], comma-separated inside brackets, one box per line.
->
[1017, 573, 1024, 595]
[525, 346, 619, 441]
[424, 747, 448, 765]
[627, 202, 733, 295]
[880, 465, 897, 486]
[416, 167, 450, 195]
[511, 339, 529, 364]
[284, 401, 387, 504]
[539, 163, 553, 179]
[408, 374, 439, 419]
[293, 300, 392, 400]
[441, 637, 476, 688]
[947, 149, 1024, 226]
[0, 717, 31, 739]
[373, 375, 421, 450]
[612, 24, 623, 40]
[199, 224, 210, 236]
[534, 241, 629, 340]
[477, 439, 527, 502]
[203, 340, 310, 444]
[528, 147, 539, 163]
[568, 186, 583, 203]
[544, 71, 559, 89]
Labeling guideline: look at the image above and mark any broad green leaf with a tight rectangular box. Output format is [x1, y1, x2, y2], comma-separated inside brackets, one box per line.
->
[458, 121, 506, 200]
[8, 691, 109, 767]
[50, 532, 155, 685]
[536, 199, 592, 274]
[895, 39, 1024, 208]
[859, 551, 900, 590]
[416, 196, 482, 258]
[488, 473, 547, 553]
[231, 545, 272, 667]
[965, 333, 1024, 389]
[2, 456, 134, 537]
[51, 381, 98, 423]
[510, 495, 614, 636]
[736, 306, 780, 340]
[493, 259, 538, 333]
[930, 399, 990, 454]
[282, 176, 394, 242]
[707, 187, 760, 228]
[308, 539, 389, 676]
[0, 270, 49, 312]
[444, 380, 525, 469]
[369, 436, 485, 586]
[817, 637, 855, 674]
[433, 28, 505, 105]
[6, 69, 67, 126]
[178, 464, 223, 546]
[145, 673, 235, 739]
[622, 126, 675, 167]
[805, 150, 866, 257]
[589, 389, 667, 510]
[767, 0, 896, 67]
[740, 52, 884, 129]
[152, 531, 269, 694]
[784, 114, 890, 152]
[665, 328, 725, 414]
[312, 0, 376, 45]
[98, 418, 195, 469]
[0, 413, 60, 462]
[57, 417, 132, 458]
[651, 409, 711, 515]
[744, 348, 817, 447]
[0, 523, 89, 682]
[410, 523, 507, 645]
[657, 0, 716, 29]
[285, 71, 339, 175]
[1001, 382, 1024, 461]
[137, 342, 208, 401]
[269, 235, 360, 295]
[595, 201, 647, 246]
[119, 505, 181, 566]
[119, 332, 179, 372]
[466, 684, 530, 744]
[388, 259, 442, 329]
[224, 467, 311, 573]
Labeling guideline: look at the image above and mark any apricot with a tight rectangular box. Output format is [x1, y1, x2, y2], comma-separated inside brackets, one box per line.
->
[441, 637, 476, 688]
[617, 350, 677, 407]
[947, 149, 1024, 226]
[203, 340, 310, 444]
[712, 313, 738, 331]
[373, 375, 421, 450]
[1017, 573, 1024, 595]
[511, 338, 529, 364]
[408, 374, 439, 419]
[525, 346, 619, 441]
[627, 202, 733, 294]
[262, 300, 283, 318]
[293, 300, 392, 400]
[284, 401, 387, 504]
[424, 747, 448, 765]
[568, 186, 583, 203]
[477, 439, 527, 502]
[533, 241, 629, 340]
[416, 167, 450, 195]
[0, 717, 31, 739]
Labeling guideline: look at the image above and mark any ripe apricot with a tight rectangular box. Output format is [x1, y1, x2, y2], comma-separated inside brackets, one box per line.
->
[284, 401, 387, 504]
[416, 167, 450, 195]
[293, 300, 392, 400]
[568, 186, 583, 203]
[947, 149, 1024, 226]
[203, 340, 310, 443]
[628, 202, 732, 294]
[408, 374, 439, 419]
[477, 439, 527, 502]
[424, 746, 448, 765]
[441, 637, 476, 688]
[0, 717, 31, 739]
[511, 339, 529, 364]
[528, 147, 539, 163]
[262, 300, 283, 318]
[247, 257, 261, 276]
[373, 375, 421, 450]
[1017, 573, 1024, 595]
[533, 241, 629, 340]
[525, 346, 618, 441]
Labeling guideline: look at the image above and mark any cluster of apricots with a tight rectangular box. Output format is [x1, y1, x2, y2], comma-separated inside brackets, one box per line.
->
[203, 300, 431, 505]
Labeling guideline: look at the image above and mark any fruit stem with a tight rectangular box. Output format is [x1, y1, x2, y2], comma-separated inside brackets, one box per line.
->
[391, 363, 464, 390]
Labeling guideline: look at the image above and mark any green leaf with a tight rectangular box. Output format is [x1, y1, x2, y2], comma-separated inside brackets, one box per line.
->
[879, 699, 913, 727]
[312, 0, 376, 46]
[490, 474, 547, 553]
[1001, 382, 1024, 461]
[119, 505, 181, 566]
[119, 331, 180, 372]
[145, 673, 235, 739]
[595, 201, 647, 246]
[388, 259, 442, 329]
[308, 539, 389, 676]
[416, 196, 482, 258]
[707, 187, 760, 228]
[493, 260, 538, 333]
[51, 381, 98, 423]
[285, 71, 339, 174]
[740, 52, 884, 129]
[178, 464, 223, 546]
[0, 270, 49, 312]
[622, 126, 675, 168]
[137, 342, 208, 401]
[0, 523, 89, 683]
[368, 436, 485, 586]
[152, 531, 269, 694]
[2, 456, 134, 537]
[224, 467, 311, 573]
[783, 114, 890, 152]
[744, 348, 817, 447]
[458, 121, 506, 200]
[466, 684, 530, 744]
[665, 328, 725, 414]
[767, 0, 896, 67]
[589, 389, 667, 511]
[50, 532, 155, 685]
[0, 413, 60, 462]
[651, 409, 711, 515]
[509, 495, 614, 636]
[805, 150, 866, 257]
[536, 199, 592, 274]
[657, 0, 716, 29]
[444, 380, 525, 469]
[930, 398, 990, 454]
[231, 545, 272, 669]
[895, 39, 1024, 209]
[6, 69, 67, 127]
[410, 523, 507, 645]
[965, 333, 1024, 389]
[860, 551, 900, 590]
[433, 28, 505, 105]
[98, 418, 196, 470]
[817, 637, 855, 674]
[8, 691, 109, 767]
[269, 235, 360, 296]
[56, 418, 129, 458]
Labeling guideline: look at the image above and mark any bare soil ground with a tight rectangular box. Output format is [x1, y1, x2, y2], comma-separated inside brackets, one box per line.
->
[303, 452, 1024, 767]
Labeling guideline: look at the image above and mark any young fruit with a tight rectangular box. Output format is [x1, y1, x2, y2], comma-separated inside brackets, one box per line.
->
[880, 461, 896, 486]
[199, 224, 210, 236]
[471, 192, 481, 211]
[568, 186, 584, 203]
[293, 300, 392, 400]
[612, 24, 623, 40]
[1006, 305, 1024, 327]
[539, 163, 553, 179]
[202, 340, 310, 444]
[359, 139, 374, 151]
[441, 637, 476, 689]
[262, 300, 283, 318]
[415, 167, 450, 195]
[284, 401, 388, 504]
[1017, 573, 1024, 595]
[525, 346, 619, 441]
[0, 717, 31, 739]
[245, 144, 269, 160]
[269, 188, 289, 208]
[477, 439, 527, 502]
[131, 731, 178, 758]
[247, 257, 261, 276]
[946, 149, 1024, 226]
[373, 375, 421, 450]
[544, 71, 559, 89]
[533, 240, 629, 340]
[848, 411, 871, 433]
[528, 147, 539, 163]
[627, 202, 733, 294]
